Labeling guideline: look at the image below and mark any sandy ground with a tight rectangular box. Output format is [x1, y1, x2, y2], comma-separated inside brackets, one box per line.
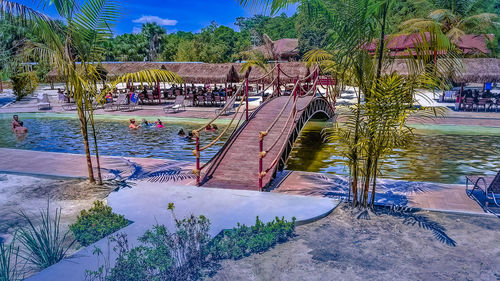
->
[0, 173, 116, 244]
[208, 204, 500, 281]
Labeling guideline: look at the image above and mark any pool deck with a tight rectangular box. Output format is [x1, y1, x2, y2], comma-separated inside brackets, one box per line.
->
[0, 148, 494, 216]
[2, 92, 500, 127]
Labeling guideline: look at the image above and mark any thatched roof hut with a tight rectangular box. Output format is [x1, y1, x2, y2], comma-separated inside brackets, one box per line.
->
[47, 62, 241, 84]
[240, 62, 310, 84]
[384, 58, 500, 83]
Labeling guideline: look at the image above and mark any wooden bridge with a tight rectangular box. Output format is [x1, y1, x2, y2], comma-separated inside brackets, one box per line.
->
[192, 65, 336, 191]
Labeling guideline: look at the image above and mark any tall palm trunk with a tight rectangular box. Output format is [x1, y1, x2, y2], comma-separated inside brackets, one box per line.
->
[370, 157, 379, 207]
[76, 99, 95, 183]
[89, 106, 102, 185]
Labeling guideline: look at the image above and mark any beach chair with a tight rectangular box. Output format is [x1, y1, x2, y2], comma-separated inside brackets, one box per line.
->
[163, 95, 185, 113]
[466, 170, 500, 207]
[37, 94, 51, 110]
[104, 94, 126, 111]
[215, 96, 237, 115]
[120, 93, 141, 111]
[58, 93, 66, 103]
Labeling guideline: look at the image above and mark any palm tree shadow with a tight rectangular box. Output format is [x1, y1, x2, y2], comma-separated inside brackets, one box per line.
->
[100, 158, 195, 188]
[372, 205, 457, 247]
[301, 174, 446, 207]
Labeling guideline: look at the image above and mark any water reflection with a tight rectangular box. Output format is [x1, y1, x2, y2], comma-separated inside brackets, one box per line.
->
[286, 122, 500, 184]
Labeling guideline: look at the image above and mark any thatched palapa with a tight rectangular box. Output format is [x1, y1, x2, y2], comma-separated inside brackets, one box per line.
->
[384, 58, 500, 83]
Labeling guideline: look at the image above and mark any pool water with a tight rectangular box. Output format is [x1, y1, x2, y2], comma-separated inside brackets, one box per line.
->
[0, 117, 229, 163]
[286, 122, 500, 184]
[1, 116, 499, 185]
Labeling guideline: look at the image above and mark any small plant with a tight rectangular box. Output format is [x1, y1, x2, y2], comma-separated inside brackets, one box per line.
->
[0, 238, 25, 281]
[16, 203, 75, 269]
[70, 201, 129, 247]
[210, 216, 296, 260]
[87, 203, 212, 281]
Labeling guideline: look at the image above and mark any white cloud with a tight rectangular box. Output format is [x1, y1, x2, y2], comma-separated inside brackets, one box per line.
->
[132, 15, 178, 26]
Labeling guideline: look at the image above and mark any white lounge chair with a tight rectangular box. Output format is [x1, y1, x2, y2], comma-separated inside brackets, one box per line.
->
[37, 94, 51, 110]
[163, 95, 186, 113]
[120, 93, 141, 112]
[104, 94, 127, 111]
[215, 96, 236, 115]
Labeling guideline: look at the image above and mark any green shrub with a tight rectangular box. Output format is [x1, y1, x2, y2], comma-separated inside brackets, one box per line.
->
[209, 216, 295, 260]
[87, 204, 212, 281]
[70, 201, 129, 247]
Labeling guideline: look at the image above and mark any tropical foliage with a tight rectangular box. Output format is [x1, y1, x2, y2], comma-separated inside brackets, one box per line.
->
[70, 201, 129, 247]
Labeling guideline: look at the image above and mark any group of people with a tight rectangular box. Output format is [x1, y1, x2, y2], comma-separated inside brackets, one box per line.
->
[129, 118, 165, 129]
[11, 115, 28, 135]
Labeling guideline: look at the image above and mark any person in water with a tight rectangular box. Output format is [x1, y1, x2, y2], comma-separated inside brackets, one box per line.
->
[156, 119, 165, 128]
[141, 119, 153, 127]
[14, 121, 28, 134]
[129, 119, 140, 129]
[11, 115, 20, 131]
[212, 124, 218, 131]
[178, 129, 186, 137]
[186, 132, 196, 140]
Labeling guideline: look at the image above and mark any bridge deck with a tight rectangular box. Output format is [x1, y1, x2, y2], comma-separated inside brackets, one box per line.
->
[203, 95, 314, 190]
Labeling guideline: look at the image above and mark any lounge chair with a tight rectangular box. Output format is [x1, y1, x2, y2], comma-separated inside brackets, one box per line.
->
[37, 94, 51, 110]
[62, 103, 77, 111]
[163, 95, 185, 113]
[215, 96, 236, 115]
[104, 94, 127, 111]
[120, 93, 141, 111]
[466, 170, 500, 207]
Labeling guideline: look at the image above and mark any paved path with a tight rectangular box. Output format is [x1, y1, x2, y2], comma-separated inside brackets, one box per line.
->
[27, 182, 339, 281]
[274, 170, 489, 215]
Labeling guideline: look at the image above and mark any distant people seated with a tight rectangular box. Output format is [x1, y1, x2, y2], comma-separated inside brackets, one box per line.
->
[178, 129, 186, 137]
[129, 119, 140, 129]
[13, 121, 28, 134]
[11, 115, 20, 131]
[105, 92, 113, 103]
[156, 119, 165, 128]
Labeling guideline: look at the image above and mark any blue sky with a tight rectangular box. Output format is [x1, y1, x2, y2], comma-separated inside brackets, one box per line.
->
[21, 0, 297, 35]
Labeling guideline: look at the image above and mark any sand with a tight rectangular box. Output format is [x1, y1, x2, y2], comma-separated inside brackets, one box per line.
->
[208, 204, 500, 281]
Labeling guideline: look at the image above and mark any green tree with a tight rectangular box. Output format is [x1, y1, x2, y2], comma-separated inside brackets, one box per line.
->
[141, 22, 166, 61]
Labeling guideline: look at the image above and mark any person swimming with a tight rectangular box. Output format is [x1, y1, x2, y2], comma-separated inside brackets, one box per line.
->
[129, 119, 140, 129]
[141, 119, 153, 127]
[186, 132, 196, 140]
[212, 124, 218, 131]
[178, 128, 186, 137]
[11, 115, 20, 131]
[156, 119, 165, 128]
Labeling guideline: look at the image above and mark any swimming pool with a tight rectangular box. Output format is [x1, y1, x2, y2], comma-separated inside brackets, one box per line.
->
[286, 122, 500, 184]
[1, 114, 499, 184]
[0, 115, 229, 163]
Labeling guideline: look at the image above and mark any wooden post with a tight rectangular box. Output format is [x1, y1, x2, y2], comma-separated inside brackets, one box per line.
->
[0, 77, 3, 93]
[259, 136, 264, 191]
[245, 79, 249, 121]
[277, 63, 281, 96]
[196, 136, 200, 186]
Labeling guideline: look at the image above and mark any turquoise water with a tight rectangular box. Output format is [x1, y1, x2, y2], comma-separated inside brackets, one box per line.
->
[1, 115, 499, 184]
[286, 122, 500, 184]
[0, 116, 229, 163]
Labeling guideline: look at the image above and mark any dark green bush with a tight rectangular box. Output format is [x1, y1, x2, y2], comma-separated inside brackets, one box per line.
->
[70, 201, 129, 247]
[209, 216, 295, 260]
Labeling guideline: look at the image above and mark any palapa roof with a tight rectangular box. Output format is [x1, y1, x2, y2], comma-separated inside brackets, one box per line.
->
[384, 58, 500, 83]
[47, 62, 240, 84]
[240, 62, 310, 84]
[364, 33, 494, 56]
[252, 38, 299, 61]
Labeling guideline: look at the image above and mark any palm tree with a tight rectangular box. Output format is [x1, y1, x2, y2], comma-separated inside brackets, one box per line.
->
[1, 0, 180, 184]
[399, 1, 499, 42]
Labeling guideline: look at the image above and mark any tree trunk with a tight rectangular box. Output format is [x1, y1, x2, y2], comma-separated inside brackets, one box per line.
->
[77, 101, 95, 183]
[89, 112, 103, 185]
[376, 1, 388, 80]
[370, 157, 379, 208]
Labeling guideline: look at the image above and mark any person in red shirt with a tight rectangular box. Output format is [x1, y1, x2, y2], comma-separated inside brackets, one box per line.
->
[129, 119, 140, 129]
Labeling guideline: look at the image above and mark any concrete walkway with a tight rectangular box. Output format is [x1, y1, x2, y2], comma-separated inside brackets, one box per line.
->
[27, 182, 339, 281]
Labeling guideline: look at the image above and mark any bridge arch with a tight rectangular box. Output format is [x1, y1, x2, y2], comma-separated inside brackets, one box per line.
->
[274, 96, 336, 183]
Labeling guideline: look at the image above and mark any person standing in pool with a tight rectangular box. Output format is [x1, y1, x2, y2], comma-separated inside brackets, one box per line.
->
[178, 129, 186, 137]
[11, 115, 20, 131]
[156, 119, 165, 128]
[129, 119, 140, 129]
[14, 121, 28, 134]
